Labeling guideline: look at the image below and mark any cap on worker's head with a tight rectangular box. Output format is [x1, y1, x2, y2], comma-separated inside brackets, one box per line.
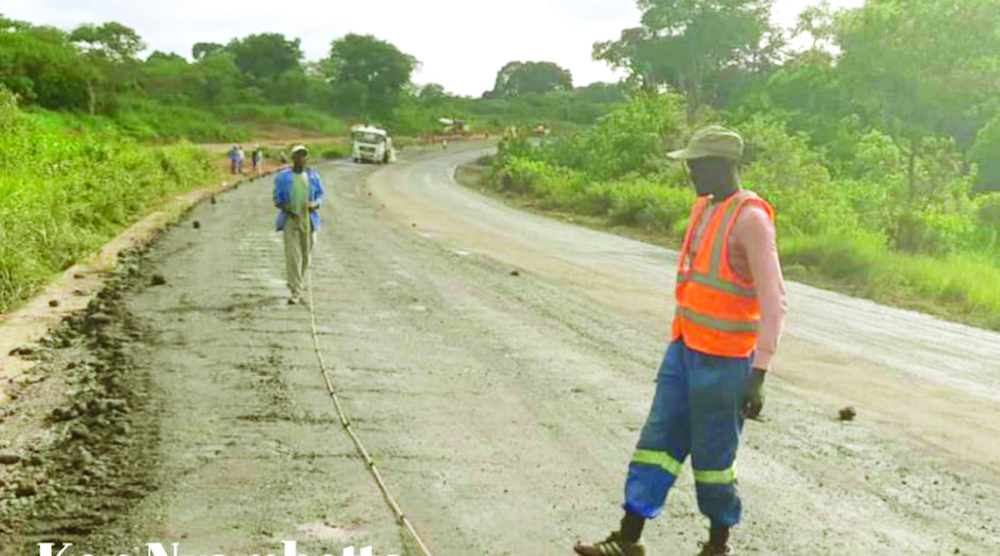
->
[291, 145, 309, 156]
[668, 125, 743, 162]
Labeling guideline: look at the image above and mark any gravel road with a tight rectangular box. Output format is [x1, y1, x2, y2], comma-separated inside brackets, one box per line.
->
[82, 145, 1000, 555]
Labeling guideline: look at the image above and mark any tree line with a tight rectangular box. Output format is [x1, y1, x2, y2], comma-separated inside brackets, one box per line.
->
[0, 15, 624, 138]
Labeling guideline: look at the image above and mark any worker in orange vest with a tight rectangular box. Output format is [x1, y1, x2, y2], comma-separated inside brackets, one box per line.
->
[575, 126, 788, 556]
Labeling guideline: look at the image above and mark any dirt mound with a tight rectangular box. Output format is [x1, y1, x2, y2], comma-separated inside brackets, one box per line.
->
[0, 249, 163, 554]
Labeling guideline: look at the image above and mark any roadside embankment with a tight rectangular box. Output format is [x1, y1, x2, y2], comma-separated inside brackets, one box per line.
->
[0, 89, 219, 314]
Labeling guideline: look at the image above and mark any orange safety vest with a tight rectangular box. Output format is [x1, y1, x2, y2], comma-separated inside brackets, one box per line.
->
[672, 189, 775, 358]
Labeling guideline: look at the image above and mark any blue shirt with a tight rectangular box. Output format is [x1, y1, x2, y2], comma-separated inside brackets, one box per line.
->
[273, 168, 324, 231]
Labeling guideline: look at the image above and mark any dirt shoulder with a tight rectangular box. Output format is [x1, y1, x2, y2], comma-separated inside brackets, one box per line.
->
[0, 250, 167, 554]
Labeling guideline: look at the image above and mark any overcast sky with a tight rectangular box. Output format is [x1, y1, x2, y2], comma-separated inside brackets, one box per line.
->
[2, 0, 864, 97]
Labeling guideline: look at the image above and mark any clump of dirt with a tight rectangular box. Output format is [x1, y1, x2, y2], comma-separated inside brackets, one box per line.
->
[839, 406, 857, 421]
[0, 249, 163, 555]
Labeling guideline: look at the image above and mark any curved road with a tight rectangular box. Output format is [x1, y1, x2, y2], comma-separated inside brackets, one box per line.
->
[95, 145, 999, 556]
[373, 146, 1000, 467]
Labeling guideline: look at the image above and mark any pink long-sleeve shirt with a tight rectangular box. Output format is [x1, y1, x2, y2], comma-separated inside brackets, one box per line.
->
[684, 195, 788, 371]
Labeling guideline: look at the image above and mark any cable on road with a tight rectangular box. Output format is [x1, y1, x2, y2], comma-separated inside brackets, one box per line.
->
[306, 264, 435, 556]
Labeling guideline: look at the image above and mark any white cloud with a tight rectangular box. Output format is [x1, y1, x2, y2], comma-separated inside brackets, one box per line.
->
[2, 0, 863, 96]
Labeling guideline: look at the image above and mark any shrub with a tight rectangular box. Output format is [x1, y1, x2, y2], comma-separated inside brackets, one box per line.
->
[780, 231, 887, 282]
[605, 177, 693, 232]
[541, 93, 689, 181]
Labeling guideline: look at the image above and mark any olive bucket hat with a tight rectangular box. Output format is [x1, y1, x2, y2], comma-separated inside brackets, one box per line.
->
[668, 125, 743, 161]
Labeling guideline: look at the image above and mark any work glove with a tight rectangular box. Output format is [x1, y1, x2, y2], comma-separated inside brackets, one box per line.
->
[741, 368, 766, 420]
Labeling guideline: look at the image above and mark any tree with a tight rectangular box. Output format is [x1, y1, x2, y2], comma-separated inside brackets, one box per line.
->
[186, 51, 242, 106]
[418, 83, 449, 105]
[147, 51, 185, 63]
[192, 42, 224, 61]
[754, 48, 859, 161]
[593, 0, 783, 120]
[141, 52, 191, 103]
[69, 22, 145, 114]
[70, 22, 144, 61]
[493, 61, 523, 97]
[831, 0, 1000, 199]
[574, 81, 626, 104]
[972, 112, 1000, 191]
[493, 61, 573, 98]
[327, 34, 418, 118]
[226, 33, 303, 82]
[0, 21, 91, 110]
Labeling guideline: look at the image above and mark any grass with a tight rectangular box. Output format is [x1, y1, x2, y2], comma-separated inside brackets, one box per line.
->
[0, 90, 220, 312]
[462, 156, 1000, 332]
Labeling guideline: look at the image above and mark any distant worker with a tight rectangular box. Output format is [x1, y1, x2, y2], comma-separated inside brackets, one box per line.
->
[272, 145, 324, 305]
[237, 145, 246, 175]
[228, 144, 239, 174]
[574, 126, 788, 556]
[252, 145, 263, 178]
[280, 150, 289, 165]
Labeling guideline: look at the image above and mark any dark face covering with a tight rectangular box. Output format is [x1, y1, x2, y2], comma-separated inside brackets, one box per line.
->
[292, 152, 307, 172]
[686, 156, 739, 200]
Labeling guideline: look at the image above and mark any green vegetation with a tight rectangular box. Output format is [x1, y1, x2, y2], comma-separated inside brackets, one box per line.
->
[0, 88, 217, 311]
[0, 16, 624, 141]
[484, 0, 1000, 329]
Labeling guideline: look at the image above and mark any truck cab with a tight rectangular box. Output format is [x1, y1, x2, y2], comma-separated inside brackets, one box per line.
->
[351, 125, 395, 164]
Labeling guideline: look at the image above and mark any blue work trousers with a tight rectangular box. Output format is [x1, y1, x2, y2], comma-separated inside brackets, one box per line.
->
[623, 339, 752, 528]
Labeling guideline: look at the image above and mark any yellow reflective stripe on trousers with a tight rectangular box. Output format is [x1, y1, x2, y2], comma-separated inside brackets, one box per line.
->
[632, 449, 683, 476]
[693, 466, 737, 484]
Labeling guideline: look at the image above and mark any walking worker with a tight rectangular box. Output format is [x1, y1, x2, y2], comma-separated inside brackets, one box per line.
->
[575, 125, 788, 556]
[273, 145, 324, 305]
[237, 145, 246, 174]
[252, 145, 263, 177]
[229, 144, 239, 174]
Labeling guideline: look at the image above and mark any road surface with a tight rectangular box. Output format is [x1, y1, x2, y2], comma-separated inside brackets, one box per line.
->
[44, 145, 1000, 555]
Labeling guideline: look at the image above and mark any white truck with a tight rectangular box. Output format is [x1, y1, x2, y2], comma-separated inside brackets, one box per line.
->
[351, 125, 395, 164]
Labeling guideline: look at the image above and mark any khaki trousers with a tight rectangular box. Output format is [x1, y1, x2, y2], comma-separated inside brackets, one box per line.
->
[283, 214, 316, 297]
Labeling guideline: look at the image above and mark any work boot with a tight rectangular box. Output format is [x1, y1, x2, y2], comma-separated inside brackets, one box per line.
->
[696, 542, 733, 556]
[574, 531, 646, 556]
[696, 527, 733, 555]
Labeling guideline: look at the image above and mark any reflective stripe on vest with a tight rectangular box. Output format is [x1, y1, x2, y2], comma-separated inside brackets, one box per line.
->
[675, 307, 759, 333]
[676, 271, 758, 298]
